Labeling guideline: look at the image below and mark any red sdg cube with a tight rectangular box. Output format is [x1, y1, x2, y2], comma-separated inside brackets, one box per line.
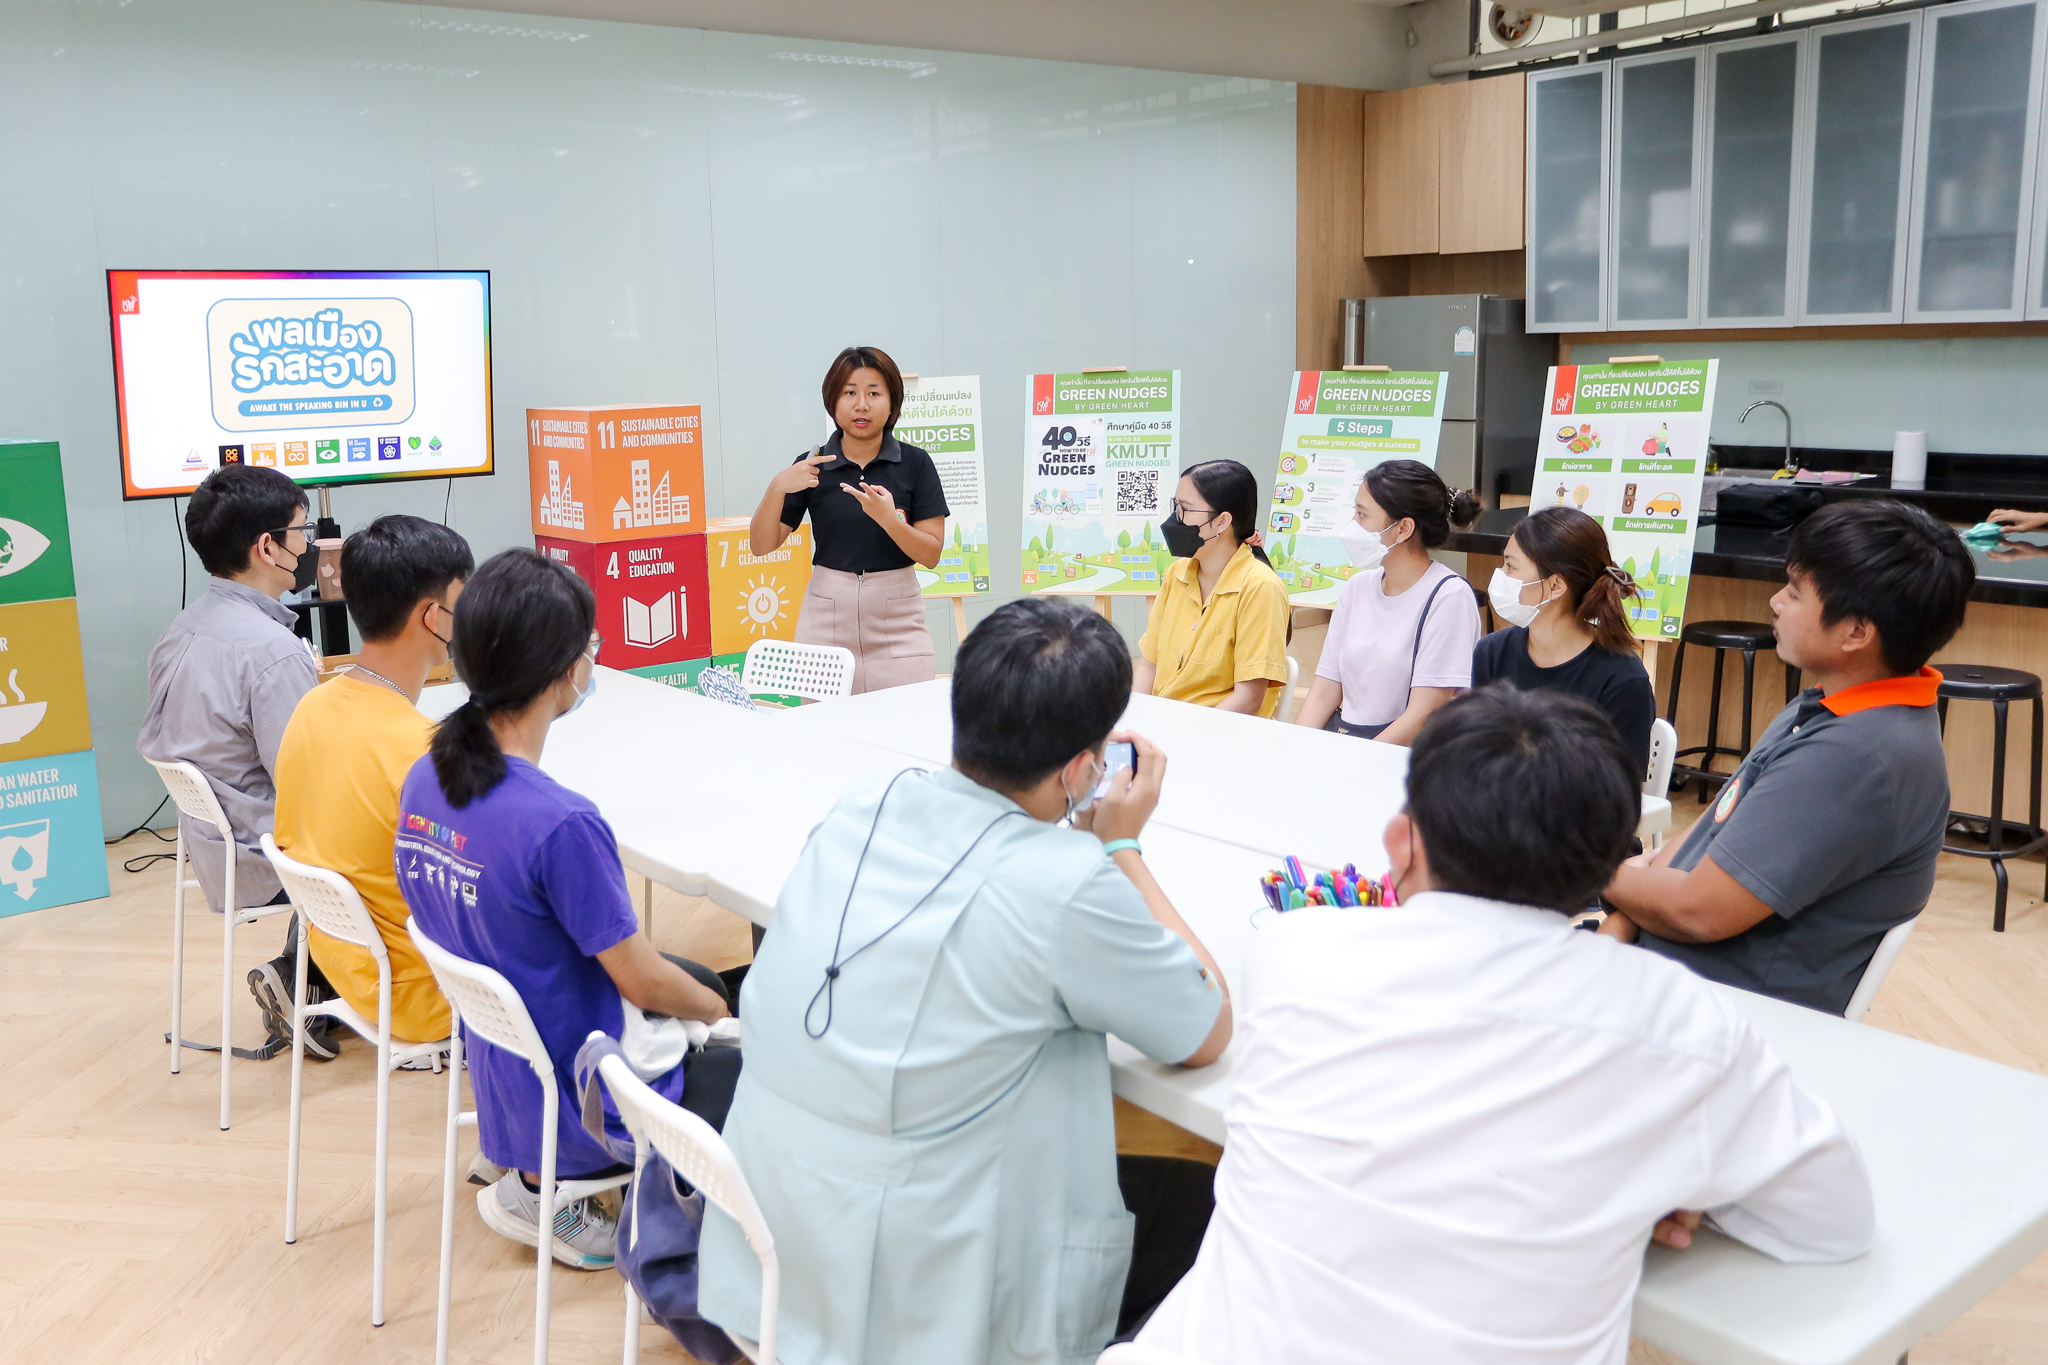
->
[535, 534, 710, 670]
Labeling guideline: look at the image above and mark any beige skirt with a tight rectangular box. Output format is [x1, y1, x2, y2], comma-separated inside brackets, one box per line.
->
[794, 565, 935, 694]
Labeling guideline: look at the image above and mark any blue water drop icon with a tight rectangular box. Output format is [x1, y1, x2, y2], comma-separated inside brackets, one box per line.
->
[11, 845, 31, 871]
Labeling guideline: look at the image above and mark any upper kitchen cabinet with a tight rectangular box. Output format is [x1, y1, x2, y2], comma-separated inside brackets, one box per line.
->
[1440, 75, 1527, 254]
[1703, 34, 1804, 326]
[1906, 0, 2046, 321]
[1362, 84, 1444, 256]
[1797, 13, 1921, 323]
[1526, 63, 1610, 332]
[1609, 52, 1703, 328]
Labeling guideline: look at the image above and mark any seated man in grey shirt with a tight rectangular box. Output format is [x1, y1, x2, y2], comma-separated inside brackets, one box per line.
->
[1601, 500, 1974, 1015]
[138, 465, 331, 1055]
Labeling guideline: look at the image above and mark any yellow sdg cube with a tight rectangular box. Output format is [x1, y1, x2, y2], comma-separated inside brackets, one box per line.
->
[702, 517, 813, 657]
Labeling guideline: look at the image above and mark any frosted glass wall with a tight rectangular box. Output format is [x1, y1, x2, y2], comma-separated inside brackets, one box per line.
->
[0, 0, 1296, 833]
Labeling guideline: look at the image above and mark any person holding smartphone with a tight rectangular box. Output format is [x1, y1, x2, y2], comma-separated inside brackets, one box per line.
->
[747, 346, 949, 693]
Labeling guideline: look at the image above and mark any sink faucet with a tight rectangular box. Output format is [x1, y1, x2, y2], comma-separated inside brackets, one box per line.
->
[1739, 400, 1794, 476]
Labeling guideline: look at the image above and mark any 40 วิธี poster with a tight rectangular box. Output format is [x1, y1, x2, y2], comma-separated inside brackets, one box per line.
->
[1020, 370, 1179, 595]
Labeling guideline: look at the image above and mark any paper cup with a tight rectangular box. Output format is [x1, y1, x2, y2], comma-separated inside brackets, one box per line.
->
[315, 538, 345, 600]
[1891, 432, 1928, 488]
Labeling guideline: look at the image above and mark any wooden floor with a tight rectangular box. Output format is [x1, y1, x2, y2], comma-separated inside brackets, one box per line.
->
[2, 817, 2044, 1364]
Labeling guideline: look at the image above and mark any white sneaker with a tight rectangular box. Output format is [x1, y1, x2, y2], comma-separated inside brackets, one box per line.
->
[477, 1173, 618, 1270]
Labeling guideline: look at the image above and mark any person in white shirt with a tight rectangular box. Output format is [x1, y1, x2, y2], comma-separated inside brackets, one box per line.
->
[1293, 459, 1482, 743]
[1139, 685, 1874, 1365]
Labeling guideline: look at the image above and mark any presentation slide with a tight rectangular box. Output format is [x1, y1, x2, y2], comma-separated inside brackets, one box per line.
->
[109, 270, 492, 499]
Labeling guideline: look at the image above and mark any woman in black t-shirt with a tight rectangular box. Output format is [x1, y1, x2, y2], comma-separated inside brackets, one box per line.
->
[747, 346, 950, 693]
[1474, 507, 1656, 773]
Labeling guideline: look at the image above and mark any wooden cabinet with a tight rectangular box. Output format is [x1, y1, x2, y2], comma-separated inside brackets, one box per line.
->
[1362, 78, 1526, 259]
[1441, 75, 1527, 254]
[1362, 84, 1442, 256]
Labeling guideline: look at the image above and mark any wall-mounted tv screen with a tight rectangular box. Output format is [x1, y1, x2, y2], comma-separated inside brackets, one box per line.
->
[108, 269, 492, 499]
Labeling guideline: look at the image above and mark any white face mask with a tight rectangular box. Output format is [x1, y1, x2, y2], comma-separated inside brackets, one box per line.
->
[1340, 517, 1398, 570]
[1488, 566, 1548, 628]
[1061, 755, 1103, 824]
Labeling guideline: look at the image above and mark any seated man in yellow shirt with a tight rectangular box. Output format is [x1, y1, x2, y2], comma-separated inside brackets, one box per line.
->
[1134, 460, 1291, 717]
[250, 514, 473, 1055]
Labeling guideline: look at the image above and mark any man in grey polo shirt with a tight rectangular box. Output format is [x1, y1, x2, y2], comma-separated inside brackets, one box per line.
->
[139, 464, 333, 1054]
[1601, 501, 1974, 1014]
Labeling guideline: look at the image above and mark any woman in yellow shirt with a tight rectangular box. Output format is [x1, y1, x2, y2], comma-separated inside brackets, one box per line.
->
[1135, 460, 1291, 717]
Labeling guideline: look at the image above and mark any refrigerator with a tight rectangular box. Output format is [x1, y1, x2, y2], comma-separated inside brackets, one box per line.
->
[1341, 295, 1554, 508]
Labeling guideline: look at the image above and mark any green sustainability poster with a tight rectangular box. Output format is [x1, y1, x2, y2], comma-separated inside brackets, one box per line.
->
[1538, 360, 1718, 641]
[1265, 369, 1448, 606]
[896, 375, 991, 598]
[1020, 370, 1179, 595]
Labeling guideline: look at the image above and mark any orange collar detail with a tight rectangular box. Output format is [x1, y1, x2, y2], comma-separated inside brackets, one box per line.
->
[1820, 666, 1942, 717]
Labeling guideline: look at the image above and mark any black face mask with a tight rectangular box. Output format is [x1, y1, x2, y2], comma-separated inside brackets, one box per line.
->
[1159, 509, 1210, 559]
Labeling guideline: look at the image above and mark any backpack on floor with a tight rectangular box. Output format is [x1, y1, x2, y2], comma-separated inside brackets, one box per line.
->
[574, 1034, 744, 1365]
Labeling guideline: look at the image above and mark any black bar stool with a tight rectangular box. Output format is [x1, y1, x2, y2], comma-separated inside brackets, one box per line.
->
[1665, 620, 1802, 801]
[1936, 665, 2047, 932]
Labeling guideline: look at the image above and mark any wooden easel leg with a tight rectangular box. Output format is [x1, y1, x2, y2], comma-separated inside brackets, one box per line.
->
[1095, 595, 1114, 620]
[951, 597, 969, 646]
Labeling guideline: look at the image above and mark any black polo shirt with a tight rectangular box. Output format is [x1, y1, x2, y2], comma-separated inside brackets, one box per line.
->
[780, 429, 950, 574]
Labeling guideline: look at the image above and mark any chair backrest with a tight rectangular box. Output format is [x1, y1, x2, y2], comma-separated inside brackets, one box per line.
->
[147, 757, 233, 839]
[1276, 655, 1302, 724]
[260, 833, 387, 963]
[741, 639, 856, 704]
[1844, 916, 1919, 1024]
[1644, 718, 1677, 800]
[597, 1051, 778, 1365]
[405, 917, 553, 1074]
[1098, 1344, 1201, 1364]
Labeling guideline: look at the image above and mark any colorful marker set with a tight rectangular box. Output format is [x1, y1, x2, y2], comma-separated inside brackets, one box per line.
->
[1259, 858, 1396, 911]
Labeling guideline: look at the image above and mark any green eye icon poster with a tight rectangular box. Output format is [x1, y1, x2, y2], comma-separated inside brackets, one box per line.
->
[1266, 370, 1448, 606]
[1537, 360, 1717, 641]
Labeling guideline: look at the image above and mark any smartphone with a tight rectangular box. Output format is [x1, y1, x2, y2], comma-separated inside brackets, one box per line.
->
[1093, 741, 1136, 800]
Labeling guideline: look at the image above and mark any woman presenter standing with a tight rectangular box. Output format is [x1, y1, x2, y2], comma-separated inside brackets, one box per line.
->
[748, 346, 949, 693]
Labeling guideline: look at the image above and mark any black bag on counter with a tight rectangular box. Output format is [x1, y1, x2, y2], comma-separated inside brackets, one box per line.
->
[1715, 483, 1825, 531]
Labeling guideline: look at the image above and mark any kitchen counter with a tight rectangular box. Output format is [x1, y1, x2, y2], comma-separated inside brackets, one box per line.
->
[1448, 507, 2048, 609]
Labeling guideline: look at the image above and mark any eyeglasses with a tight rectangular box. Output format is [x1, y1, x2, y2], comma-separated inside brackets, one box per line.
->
[584, 633, 603, 661]
[262, 521, 313, 544]
[1173, 502, 1220, 522]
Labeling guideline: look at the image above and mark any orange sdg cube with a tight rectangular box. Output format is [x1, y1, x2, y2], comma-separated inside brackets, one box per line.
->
[703, 516, 813, 656]
[526, 404, 706, 543]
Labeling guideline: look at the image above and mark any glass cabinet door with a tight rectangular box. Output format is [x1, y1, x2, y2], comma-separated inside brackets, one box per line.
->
[1526, 64, 1610, 332]
[1907, 0, 2046, 320]
[1704, 35, 1803, 324]
[1798, 15, 1920, 322]
[1609, 53, 1701, 327]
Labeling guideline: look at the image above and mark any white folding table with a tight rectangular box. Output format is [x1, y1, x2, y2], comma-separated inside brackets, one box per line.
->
[420, 668, 2048, 1365]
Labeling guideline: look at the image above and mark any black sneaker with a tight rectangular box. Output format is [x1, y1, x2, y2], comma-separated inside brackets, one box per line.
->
[247, 958, 340, 1062]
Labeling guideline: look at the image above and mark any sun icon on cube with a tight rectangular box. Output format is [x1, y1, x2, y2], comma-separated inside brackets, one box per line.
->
[739, 575, 790, 636]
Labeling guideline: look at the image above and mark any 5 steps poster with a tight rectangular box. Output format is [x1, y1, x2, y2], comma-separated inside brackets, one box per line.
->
[1538, 360, 1718, 641]
[1020, 370, 1180, 596]
[1265, 370, 1449, 606]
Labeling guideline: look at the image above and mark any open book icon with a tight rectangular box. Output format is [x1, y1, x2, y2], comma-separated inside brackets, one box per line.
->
[623, 590, 682, 649]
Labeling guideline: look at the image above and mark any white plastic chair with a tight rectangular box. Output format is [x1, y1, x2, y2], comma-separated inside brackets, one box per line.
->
[1276, 655, 1302, 724]
[146, 756, 295, 1130]
[1099, 1344, 1201, 1364]
[596, 1049, 779, 1365]
[740, 639, 856, 705]
[262, 835, 448, 1326]
[407, 918, 632, 1365]
[1643, 718, 1678, 850]
[1843, 917, 1919, 1024]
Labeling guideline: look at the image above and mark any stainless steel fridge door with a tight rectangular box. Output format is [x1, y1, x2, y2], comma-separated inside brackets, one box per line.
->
[1435, 420, 1478, 493]
[1359, 295, 1480, 420]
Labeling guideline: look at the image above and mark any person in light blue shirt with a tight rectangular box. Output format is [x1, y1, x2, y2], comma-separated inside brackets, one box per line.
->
[699, 597, 1232, 1365]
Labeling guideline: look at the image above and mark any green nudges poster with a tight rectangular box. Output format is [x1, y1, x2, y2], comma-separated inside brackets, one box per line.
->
[1265, 370, 1448, 606]
[895, 375, 991, 598]
[1020, 370, 1180, 596]
[1537, 361, 1718, 641]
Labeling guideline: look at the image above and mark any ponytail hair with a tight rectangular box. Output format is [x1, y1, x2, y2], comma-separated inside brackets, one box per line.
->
[1183, 459, 1273, 565]
[1509, 507, 1641, 656]
[429, 549, 597, 807]
[1362, 459, 1481, 548]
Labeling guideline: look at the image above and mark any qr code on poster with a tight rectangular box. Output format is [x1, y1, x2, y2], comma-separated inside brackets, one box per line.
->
[1116, 467, 1162, 515]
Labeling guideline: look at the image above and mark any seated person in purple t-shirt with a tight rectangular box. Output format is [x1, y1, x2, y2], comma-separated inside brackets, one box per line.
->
[398, 549, 732, 1270]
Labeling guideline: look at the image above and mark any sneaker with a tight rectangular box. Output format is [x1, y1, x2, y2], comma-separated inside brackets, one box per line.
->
[477, 1173, 617, 1270]
[467, 1152, 508, 1188]
[397, 1042, 453, 1072]
[246, 959, 340, 1062]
